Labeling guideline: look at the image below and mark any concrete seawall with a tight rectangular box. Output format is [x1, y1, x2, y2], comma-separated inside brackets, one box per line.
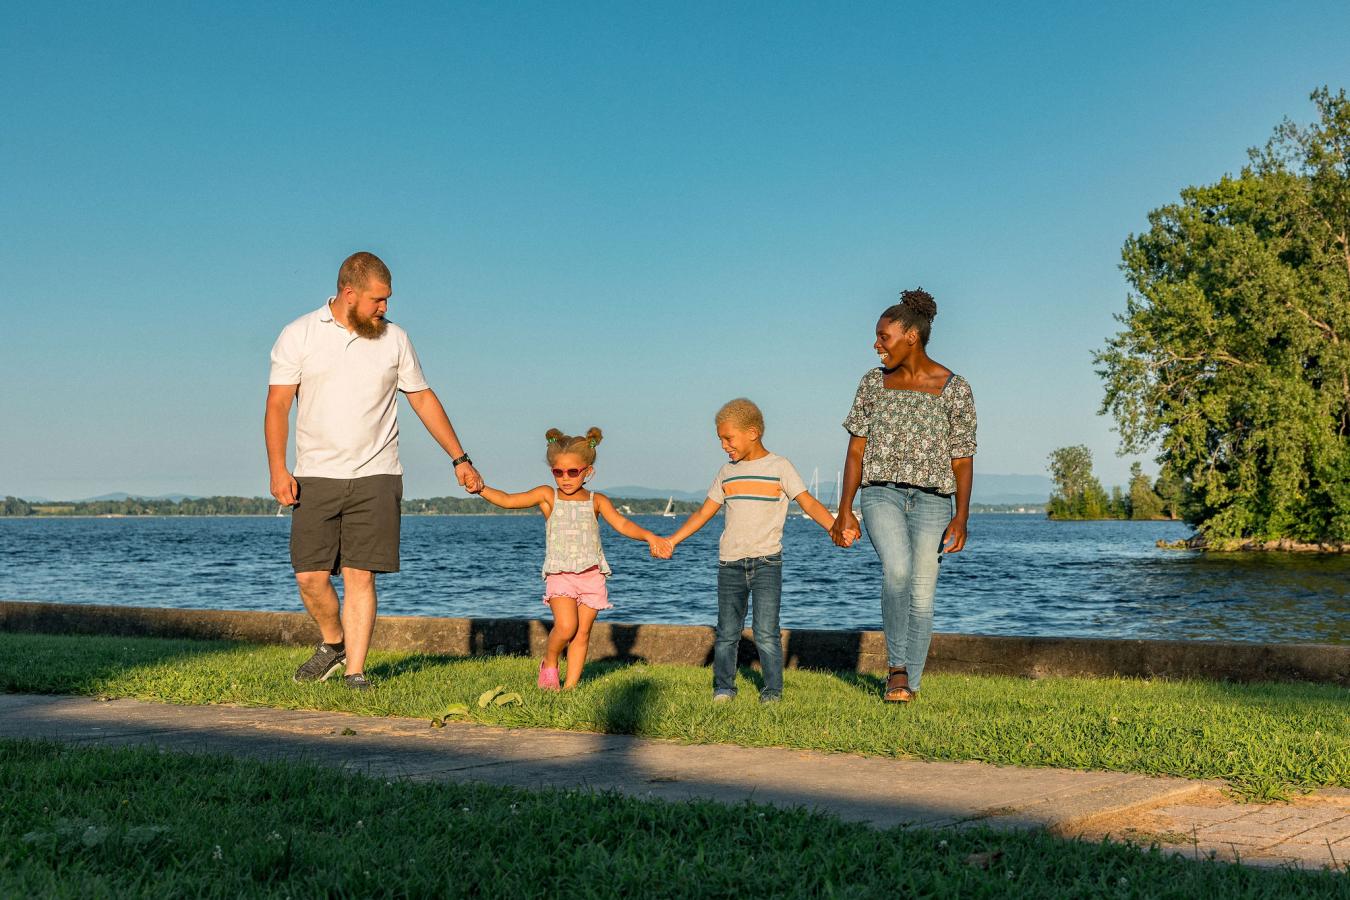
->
[1, 600, 1345, 685]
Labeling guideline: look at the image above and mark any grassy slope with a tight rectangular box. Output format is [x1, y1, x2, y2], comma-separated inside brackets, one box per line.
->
[0, 633, 1345, 800]
[2, 739, 1344, 898]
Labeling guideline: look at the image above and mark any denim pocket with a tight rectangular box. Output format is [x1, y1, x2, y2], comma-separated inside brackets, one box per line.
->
[762, 554, 783, 566]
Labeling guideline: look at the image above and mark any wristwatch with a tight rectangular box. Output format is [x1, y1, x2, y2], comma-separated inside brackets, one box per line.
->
[451, 453, 472, 467]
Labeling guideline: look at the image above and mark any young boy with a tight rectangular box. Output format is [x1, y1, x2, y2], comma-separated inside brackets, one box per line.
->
[667, 398, 846, 702]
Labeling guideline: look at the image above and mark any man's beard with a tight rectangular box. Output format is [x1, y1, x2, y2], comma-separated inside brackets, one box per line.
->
[351, 310, 388, 339]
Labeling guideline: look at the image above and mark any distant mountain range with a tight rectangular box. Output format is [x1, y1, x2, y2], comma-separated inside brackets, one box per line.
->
[6, 492, 203, 503]
[596, 485, 707, 501]
[79, 492, 201, 502]
[601, 474, 1054, 505]
[9, 474, 1055, 506]
[972, 473, 1054, 505]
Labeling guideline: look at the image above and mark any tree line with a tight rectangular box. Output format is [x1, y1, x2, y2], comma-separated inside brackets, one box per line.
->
[1044, 446, 1180, 521]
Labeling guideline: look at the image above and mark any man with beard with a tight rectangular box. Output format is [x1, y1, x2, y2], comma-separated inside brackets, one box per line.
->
[264, 251, 483, 689]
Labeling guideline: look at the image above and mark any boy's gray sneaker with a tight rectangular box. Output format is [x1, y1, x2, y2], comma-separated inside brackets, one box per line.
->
[759, 692, 782, 704]
[344, 673, 372, 691]
[712, 690, 736, 703]
[293, 643, 345, 683]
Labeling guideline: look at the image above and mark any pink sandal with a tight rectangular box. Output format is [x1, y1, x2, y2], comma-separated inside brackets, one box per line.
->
[537, 662, 560, 691]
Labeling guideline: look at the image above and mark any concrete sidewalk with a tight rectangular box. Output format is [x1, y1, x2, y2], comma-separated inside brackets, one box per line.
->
[1, 694, 1344, 871]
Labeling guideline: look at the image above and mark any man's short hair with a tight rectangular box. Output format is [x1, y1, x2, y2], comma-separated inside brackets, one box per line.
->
[337, 252, 391, 292]
[715, 398, 765, 435]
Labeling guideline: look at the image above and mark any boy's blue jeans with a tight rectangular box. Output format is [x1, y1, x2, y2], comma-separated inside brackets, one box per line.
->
[860, 485, 952, 692]
[713, 554, 783, 697]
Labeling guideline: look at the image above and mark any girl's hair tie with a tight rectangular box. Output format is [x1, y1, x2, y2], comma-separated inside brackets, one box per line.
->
[588, 439, 597, 448]
[547, 436, 557, 444]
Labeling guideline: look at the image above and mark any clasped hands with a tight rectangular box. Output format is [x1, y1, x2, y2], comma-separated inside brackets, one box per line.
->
[456, 461, 485, 495]
[830, 511, 862, 548]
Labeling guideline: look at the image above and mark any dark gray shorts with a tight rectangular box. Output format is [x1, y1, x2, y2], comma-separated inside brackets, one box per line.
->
[290, 475, 402, 574]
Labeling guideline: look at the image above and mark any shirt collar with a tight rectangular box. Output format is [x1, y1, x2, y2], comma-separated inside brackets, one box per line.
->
[318, 297, 342, 327]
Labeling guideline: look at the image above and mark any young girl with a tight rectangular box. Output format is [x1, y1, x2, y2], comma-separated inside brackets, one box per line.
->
[476, 427, 672, 690]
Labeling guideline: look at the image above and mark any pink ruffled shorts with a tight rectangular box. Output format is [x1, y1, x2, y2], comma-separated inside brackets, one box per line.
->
[542, 566, 611, 610]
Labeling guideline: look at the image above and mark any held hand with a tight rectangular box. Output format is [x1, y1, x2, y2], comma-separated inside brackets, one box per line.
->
[647, 535, 674, 559]
[941, 517, 968, 554]
[831, 510, 860, 548]
[456, 462, 484, 494]
[270, 469, 298, 507]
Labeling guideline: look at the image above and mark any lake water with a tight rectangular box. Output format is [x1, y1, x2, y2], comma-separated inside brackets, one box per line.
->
[1, 514, 1345, 644]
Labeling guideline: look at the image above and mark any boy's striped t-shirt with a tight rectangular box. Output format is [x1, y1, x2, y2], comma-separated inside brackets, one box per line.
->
[707, 453, 809, 561]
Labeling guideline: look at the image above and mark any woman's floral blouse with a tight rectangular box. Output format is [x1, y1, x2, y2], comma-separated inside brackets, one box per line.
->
[842, 368, 977, 496]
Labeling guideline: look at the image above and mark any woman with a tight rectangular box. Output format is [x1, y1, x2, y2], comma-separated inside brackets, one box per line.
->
[830, 288, 976, 702]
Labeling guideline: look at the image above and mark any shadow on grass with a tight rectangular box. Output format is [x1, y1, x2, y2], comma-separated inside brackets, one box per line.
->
[594, 674, 658, 735]
[0, 632, 254, 696]
[364, 652, 471, 681]
[831, 670, 885, 698]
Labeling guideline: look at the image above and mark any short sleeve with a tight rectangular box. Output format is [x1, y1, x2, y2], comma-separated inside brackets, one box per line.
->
[779, 460, 808, 500]
[842, 371, 875, 437]
[707, 470, 725, 504]
[946, 376, 977, 458]
[268, 325, 303, 385]
[397, 333, 430, 393]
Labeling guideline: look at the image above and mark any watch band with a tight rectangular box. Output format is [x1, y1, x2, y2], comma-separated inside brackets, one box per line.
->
[451, 453, 472, 467]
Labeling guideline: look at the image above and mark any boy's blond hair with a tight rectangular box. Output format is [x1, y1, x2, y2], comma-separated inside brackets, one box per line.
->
[545, 427, 603, 465]
[714, 398, 765, 436]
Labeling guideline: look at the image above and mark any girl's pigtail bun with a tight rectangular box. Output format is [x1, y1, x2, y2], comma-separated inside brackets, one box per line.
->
[545, 428, 564, 445]
[585, 427, 604, 448]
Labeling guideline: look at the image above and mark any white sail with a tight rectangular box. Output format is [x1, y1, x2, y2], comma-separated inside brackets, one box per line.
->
[661, 496, 675, 517]
[801, 467, 819, 518]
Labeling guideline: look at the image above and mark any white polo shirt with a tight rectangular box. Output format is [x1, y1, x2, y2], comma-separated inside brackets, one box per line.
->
[268, 300, 430, 479]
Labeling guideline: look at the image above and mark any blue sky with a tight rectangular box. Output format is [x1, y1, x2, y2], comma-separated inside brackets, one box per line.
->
[4, 2, 1349, 500]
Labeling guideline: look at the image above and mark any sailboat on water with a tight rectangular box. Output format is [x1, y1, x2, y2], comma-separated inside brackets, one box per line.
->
[661, 496, 676, 518]
[800, 468, 819, 518]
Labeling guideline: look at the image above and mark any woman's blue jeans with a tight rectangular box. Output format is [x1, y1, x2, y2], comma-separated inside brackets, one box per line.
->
[714, 554, 783, 697]
[860, 485, 952, 692]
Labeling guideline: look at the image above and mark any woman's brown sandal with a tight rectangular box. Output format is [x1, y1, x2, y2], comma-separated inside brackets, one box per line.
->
[884, 666, 915, 702]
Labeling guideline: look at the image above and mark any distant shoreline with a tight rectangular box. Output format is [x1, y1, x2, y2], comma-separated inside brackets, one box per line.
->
[3, 498, 1048, 519]
[4, 509, 1064, 521]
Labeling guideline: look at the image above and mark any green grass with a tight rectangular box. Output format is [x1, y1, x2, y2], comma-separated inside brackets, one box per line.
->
[2, 739, 1344, 898]
[1, 633, 1346, 801]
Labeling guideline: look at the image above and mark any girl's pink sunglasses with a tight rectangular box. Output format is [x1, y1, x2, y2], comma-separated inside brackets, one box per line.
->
[551, 467, 587, 478]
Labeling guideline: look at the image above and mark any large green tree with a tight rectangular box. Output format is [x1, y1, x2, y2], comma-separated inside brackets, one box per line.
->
[1128, 462, 1165, 520]
[1046, 445, 1114, 519]
[1096, 88, 1350, 542]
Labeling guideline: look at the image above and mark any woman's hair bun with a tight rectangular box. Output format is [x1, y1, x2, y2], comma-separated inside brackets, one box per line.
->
[900, 287, 937, 322]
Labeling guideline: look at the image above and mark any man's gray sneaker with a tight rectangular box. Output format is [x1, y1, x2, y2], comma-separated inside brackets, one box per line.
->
[712, 690, 736, 703]
[293, 643, 345, 683]
[344, 673, 372, 691]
